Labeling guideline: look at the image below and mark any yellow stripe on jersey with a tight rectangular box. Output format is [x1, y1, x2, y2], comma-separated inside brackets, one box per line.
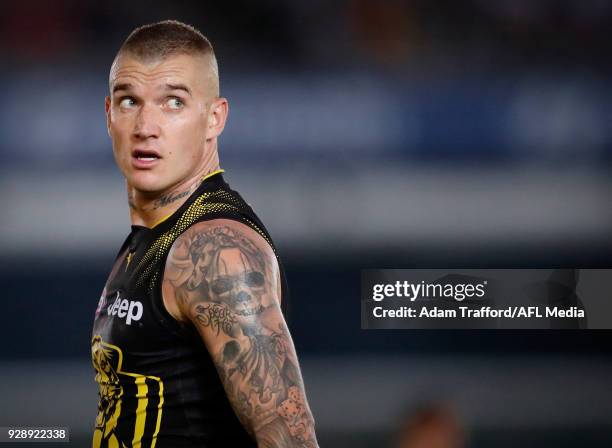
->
[151, 380, 165, 448]
[132, 376, 148, 447]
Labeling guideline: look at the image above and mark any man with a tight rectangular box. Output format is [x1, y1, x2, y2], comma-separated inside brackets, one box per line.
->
[91, 20, 318, 448]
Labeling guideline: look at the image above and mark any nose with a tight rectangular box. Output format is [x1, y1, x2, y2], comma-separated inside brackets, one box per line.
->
[235, 291, 251, 303]
[133, 103, 161, 140]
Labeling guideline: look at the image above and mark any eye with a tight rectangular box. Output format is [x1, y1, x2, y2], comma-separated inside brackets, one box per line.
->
[167, 97, 184, 109]
[118, 97, 136, 109]
[245, 271, 264, 287]
[211, 276, 233, 295]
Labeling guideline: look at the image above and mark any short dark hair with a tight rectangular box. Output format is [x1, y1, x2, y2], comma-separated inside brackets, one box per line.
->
[118, 20, 214, 61]
[112, 20, 219, 94]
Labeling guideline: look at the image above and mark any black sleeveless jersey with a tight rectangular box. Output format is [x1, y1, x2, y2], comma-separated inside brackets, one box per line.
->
[91, 170, 289, 448]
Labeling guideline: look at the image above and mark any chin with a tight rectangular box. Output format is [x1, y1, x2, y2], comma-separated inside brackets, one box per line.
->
[127, 172, 171, 193]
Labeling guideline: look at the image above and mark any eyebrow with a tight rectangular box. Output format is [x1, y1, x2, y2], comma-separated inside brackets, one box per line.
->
[112, 83, 133, 94]
[111, 82, 192, 96]
[165, 83, 192, 96]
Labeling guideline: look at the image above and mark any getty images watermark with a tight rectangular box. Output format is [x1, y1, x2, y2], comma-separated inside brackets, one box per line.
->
[361, 269, 611, 329]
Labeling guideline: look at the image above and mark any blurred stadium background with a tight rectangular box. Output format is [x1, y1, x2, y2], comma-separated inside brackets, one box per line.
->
[1, 1, 611, 446]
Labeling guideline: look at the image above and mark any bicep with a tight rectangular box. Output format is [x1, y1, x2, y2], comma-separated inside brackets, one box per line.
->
[163, 220, 316, 446]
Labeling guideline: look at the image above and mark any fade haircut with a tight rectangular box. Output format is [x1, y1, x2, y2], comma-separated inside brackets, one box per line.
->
[111, 20, 219, 95]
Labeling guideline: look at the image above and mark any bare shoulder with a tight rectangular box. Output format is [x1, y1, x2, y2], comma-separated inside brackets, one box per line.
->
[161, 219, 281, 323]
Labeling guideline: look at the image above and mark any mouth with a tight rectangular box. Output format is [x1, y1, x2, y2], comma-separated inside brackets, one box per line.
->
[132, 149, 161, 161]
[236, 305, 264, 316]
[131, 149, 161, 169]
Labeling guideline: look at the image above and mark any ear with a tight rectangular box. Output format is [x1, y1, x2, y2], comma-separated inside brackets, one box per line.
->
[207, 97, 229, 140]
[105, 96, 112, 137]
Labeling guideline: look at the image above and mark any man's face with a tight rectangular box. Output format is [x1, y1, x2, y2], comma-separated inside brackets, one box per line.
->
[209, 247, 266, 317]
[106, 53, 218, 193]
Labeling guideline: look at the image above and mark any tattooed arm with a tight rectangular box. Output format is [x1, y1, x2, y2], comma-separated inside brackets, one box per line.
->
[163, 219, 319, 448]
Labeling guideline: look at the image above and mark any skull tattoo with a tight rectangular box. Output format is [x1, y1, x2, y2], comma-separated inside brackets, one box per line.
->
[188, 226, 268, 320]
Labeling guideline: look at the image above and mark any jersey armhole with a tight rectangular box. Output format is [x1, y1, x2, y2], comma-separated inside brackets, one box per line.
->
[151, 248, 199, 342]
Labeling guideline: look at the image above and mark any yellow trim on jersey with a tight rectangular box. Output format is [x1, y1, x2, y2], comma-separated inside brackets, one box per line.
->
[150, 212, 174, 229]
[150, 169, 225, 229]
[201, 168, 225, 181]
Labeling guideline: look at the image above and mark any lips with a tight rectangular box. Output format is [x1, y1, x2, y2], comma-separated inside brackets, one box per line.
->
[132, 148, 161, 160]
[131, 148, 161, 169]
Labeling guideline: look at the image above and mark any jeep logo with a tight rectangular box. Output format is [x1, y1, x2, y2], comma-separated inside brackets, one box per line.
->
[107, 292, 143, 326]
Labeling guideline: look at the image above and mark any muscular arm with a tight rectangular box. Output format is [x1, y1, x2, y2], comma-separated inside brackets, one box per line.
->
[163, 219, 318, 448]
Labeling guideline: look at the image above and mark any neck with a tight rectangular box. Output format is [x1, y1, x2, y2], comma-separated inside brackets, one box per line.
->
[127, 150, 220, 228]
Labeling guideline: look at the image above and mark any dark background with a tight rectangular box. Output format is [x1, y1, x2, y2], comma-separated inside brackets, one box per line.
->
[1, 1, 611, 446]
